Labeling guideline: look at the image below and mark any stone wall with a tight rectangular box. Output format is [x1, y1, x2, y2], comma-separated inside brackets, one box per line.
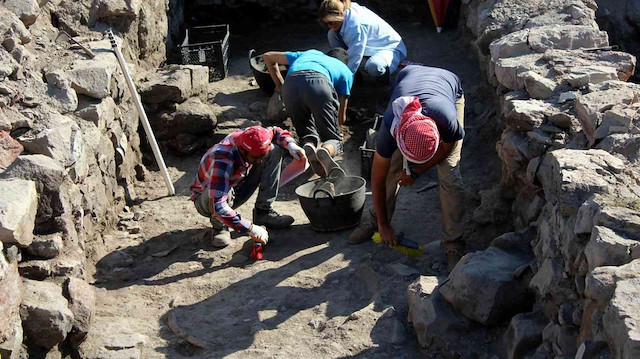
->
[408, 0, 640, 358]
[0, 1, 171, 357]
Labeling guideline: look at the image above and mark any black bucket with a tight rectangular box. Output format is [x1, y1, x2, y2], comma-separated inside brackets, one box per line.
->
[249, 49, 288, 95]
[295, 172, 366, 232]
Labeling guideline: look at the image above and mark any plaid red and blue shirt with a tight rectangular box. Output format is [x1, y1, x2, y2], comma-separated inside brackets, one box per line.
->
[190, 127, 294, 233]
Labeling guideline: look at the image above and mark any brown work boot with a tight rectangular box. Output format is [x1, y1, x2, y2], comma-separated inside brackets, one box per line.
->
[348, 222, 376, 245]
[212, 227, 231, 248]
[253, 208, 294, 229]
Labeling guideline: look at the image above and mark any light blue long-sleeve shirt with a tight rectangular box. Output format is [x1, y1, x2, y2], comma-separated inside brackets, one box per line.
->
[336, 3, 407, 73]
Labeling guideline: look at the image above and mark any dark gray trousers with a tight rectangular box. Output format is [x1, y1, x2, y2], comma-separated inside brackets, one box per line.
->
[281, 71, 343, 153]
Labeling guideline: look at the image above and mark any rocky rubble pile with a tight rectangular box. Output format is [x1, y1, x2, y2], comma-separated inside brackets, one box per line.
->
[0, 1, 188, 357]
[408, 0, 640, 358]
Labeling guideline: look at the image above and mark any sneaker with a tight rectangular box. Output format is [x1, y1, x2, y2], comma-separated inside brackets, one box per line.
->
[253, 208, 294, 229]
[303, 143, 327, 177]
[348, 222, 376, 245]
[212, 227, 231, 248]
[316, 147, 343, 177]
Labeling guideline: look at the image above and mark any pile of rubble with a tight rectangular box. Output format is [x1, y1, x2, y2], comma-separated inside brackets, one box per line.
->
[408, 0, 639, 358]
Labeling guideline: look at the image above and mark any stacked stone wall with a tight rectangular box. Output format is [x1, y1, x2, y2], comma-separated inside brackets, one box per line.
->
[0, 1, 172, 357]
[409, 1, 639, 358]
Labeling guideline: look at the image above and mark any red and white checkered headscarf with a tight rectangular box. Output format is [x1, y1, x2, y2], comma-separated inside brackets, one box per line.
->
[390, 96, 439, 164]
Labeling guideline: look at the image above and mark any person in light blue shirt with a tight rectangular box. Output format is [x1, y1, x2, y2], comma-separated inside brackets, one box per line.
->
[262, 48, 353, 176]
[318, 0, 407, 81]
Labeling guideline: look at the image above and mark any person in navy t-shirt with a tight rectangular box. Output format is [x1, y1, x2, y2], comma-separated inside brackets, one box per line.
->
[349, 65, 467, 271]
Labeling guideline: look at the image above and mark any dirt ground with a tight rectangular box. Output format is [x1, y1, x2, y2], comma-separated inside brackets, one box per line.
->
[89, 22, 508, 358]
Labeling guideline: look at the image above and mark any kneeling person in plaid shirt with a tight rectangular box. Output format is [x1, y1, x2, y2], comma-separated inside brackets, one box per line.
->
[190, 126, 305, 247]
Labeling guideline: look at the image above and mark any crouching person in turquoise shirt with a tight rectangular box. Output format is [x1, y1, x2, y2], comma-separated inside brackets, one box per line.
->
[262, 48, 354, 177]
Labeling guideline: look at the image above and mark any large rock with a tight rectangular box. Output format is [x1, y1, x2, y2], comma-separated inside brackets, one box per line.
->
[19, 244, 86, 280]
[64, 277, 96, 347]
[0, 131, 22, 173]
[138, 65, 208, 104]
[3, 0, 40, 26]
[502, 97, 554, 131]
[585, 226, 638, 271]
[594, 106, 637, 140]
[26, 233, 64, 259]
[574, 87, 636, 145]
[75, 97, 117, 132]
[407, 275, 442, 325]
[0, 155, 68, 229]
[489, 29, 532, 60]
[20, 279, 74, 349]
[536, 149, 625, 217]
[440, 246, 534, 324]
[504, 311, 546, 359]
[596, 133, 640, 164]
[512, 189, 545, 229]
[0, 309, 24, 359]
[91, 0, 140, 21]
[602, 278, 640, 359]
[68, 61, 116, 99]
[567, 65, 619, 88]
[496, 130, 544, 187]
[467, 0, 597, 56]
[528, 25, 608, 53]
[594, 206, 640, 239]
[0, 255, 23, 343]
[584, 260, 640, 309]
[18, 116, 84, 169]
[406, 276, 470, 348]
[45, 71, 79, 114]
[0, 179, 37, 246]
[75, 317, 146, 359]
[521, 71, 557, 99]
[494, 53, 544, 90]
[472, 185, 513, 224]
[574, 194, 607, 236]
[151, 97, 217, 140]
[530, 257, 575, 301]
[545, 50, 637, 85]
[490, 25, 608, 61]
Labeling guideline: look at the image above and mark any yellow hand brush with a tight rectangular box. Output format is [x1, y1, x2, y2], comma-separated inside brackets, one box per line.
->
[372, 232, 423, 257]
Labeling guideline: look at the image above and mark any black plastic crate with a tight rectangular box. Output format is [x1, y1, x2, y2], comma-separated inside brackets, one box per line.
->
[179, 24, 229, 82]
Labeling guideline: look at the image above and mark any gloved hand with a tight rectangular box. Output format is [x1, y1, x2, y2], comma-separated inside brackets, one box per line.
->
[248, 224, 269, 245]
[287, 142, 305, 161]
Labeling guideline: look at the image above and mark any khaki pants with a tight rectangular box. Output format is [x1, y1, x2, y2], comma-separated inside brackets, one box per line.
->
[369, 96, 465, 251]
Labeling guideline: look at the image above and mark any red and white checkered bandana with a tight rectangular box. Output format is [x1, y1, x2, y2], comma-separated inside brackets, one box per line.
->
[392, 96, 439, 164]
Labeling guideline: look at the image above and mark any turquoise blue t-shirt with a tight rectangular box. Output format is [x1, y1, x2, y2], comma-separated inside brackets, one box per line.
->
[285, 50, 353, 96]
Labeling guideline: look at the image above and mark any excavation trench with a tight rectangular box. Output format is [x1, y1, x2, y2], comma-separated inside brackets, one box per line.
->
[4, 0, 639, 358]
[92, 18, 505, 359]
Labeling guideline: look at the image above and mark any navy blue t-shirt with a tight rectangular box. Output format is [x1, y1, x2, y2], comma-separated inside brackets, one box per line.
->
[376, 65, 464, 159]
